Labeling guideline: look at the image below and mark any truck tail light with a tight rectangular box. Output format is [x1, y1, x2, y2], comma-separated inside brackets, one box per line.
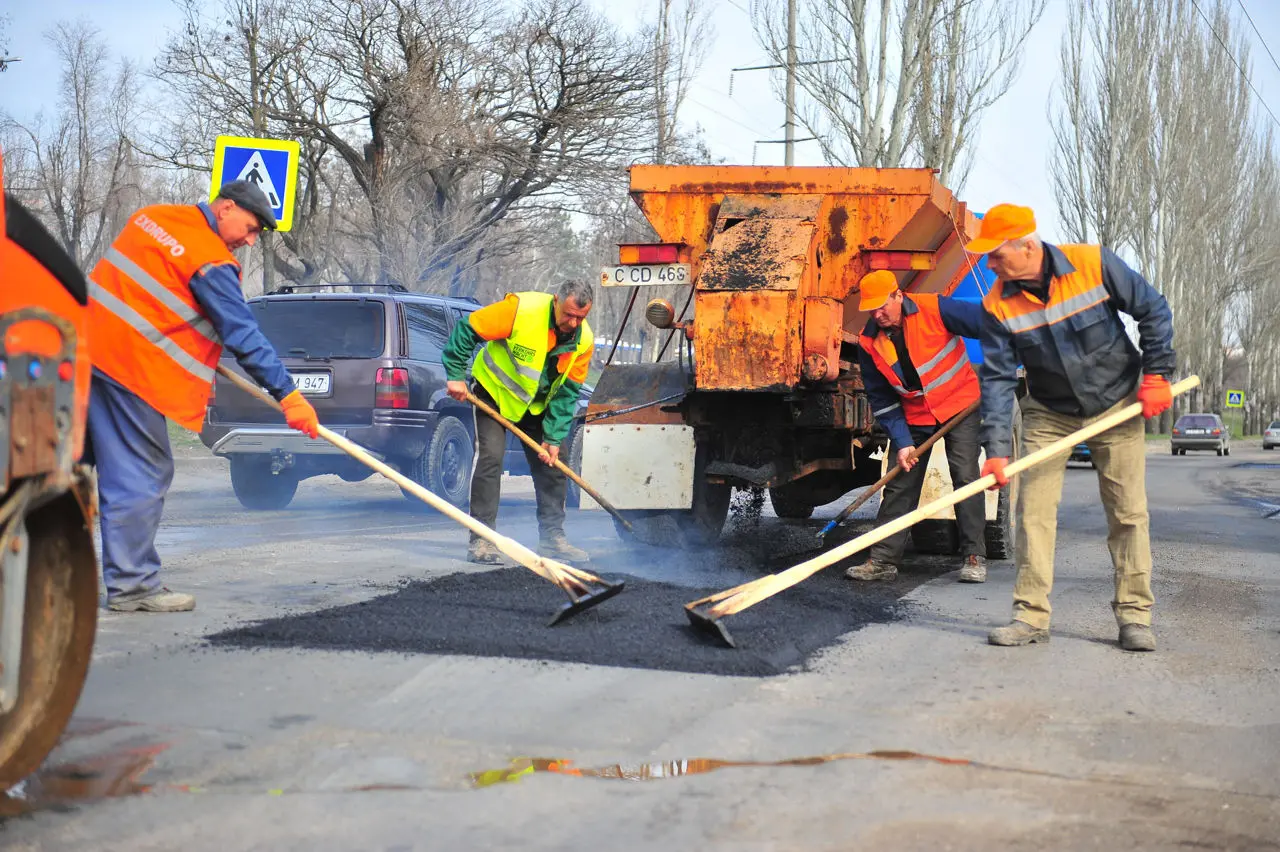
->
[619, 243, 683, 264]
[375, 367, 409, 409]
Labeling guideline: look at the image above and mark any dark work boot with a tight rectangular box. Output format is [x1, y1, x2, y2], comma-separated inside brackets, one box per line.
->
[539, 532, 589, 563]
[467, 538, 504, 565]
[988, 621, 1050, 646]
[958, 554, 987, 583]
[845, 560, 897, 582]
[1119, 624, 1156, 652]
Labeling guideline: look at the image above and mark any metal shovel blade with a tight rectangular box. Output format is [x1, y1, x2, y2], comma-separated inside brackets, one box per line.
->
[546, 579, 625, 627]
[684, 604, 736, 649]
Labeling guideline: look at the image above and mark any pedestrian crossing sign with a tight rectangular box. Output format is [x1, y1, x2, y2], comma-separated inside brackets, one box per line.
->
[1225, 389, 1245, 408]
[210, 135, 301, 232]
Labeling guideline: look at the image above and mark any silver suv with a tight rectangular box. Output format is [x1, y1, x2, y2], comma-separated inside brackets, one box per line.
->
[1171, 413, 1230, 457]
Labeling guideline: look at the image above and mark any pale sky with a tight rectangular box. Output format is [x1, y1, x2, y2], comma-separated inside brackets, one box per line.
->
[5, 0, 1280, 241]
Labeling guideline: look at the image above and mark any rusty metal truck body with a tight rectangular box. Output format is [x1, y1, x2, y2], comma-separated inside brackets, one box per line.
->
[0, 150, 100, 787]
[581, 165, 1012, 551]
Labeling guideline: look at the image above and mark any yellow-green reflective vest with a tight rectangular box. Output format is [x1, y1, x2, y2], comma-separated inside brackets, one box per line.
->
[473, 291, 594, 423]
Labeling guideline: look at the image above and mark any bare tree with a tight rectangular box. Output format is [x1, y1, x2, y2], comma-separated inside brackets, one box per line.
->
[751, 0, 1043, 185]
[153, 0, 656, 293]
[1050, 0, 1269, 423]
[1, 21, 143, 267]
[654, 0, 712, 165]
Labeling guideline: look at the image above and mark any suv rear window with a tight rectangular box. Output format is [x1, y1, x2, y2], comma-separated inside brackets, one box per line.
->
[251, 300, 386, 358]
[1175, 415, 1219, 429]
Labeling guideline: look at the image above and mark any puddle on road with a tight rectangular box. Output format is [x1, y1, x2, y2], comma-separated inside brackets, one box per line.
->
[470, 750, 977, 788]
[0, 741, 168, 818]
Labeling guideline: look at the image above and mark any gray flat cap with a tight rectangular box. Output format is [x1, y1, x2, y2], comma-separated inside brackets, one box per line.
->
[217, 180, 278, 230]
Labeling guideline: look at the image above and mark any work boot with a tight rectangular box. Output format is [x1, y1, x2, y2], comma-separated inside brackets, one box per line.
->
[987, 620, 1050, 646]
[467, 538, 504, 565]
[958, 554, 987, 584]
[1119, 624, 1156, 652]
[845, 560, 897, 582]
[539, 532, 589, 563]
[108, 588, 196, 613]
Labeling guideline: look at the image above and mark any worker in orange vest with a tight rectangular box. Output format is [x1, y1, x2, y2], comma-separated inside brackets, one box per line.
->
[967, 204, 1174, 652]
[85, 181, 319, 612]
[850, 270, 989, 583]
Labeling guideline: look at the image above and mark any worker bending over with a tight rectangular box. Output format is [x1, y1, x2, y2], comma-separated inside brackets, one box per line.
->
[443, 280, 595, 565]
[967, 204, 1175, 652]
[87, 181, 319, 612]
[850, 270, 989, 584]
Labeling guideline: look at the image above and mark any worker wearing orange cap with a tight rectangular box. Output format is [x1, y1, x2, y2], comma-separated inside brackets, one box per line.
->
[966, 204, 1175, 652]
[850, 269, 989, 584]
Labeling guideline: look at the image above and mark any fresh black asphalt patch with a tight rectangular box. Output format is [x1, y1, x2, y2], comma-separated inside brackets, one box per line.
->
[207, 561, 946, 677]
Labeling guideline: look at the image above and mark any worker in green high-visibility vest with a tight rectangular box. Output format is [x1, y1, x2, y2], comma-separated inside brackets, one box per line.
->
[442, 280, 595, 565]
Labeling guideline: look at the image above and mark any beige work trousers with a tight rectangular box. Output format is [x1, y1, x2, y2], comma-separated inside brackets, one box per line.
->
[1012, 394, 1154, 630]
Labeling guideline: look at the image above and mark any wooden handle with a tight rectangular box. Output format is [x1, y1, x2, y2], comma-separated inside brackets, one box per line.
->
[465, 390, 633, 533]
[706, 376, 1201, 618]
[215, 365, 600, 593]
[833, 399, 981, 526]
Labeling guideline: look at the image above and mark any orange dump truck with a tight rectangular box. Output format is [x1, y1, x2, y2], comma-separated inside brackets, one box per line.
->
[0, 148, 99, 786]
[581, 165, 1013, 550]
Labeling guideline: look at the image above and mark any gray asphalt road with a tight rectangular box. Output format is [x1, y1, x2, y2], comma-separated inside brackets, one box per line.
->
[2, 442, 1278, 851]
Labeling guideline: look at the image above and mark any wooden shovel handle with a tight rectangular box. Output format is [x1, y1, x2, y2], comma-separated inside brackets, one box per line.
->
[215, 364, 600, 594]
[465, 390, 634, 533]
[705, 376, 1202, 618]
[833, 399, 981, 525]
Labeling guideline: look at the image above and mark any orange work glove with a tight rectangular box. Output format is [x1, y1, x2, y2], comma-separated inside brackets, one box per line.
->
[280, 390, 320, 439]
[1137, 374, 1173, 419]
[982, 457, 1010, 490]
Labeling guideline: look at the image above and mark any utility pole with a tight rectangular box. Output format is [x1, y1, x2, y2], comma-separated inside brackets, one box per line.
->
[785, 0, 796, 166]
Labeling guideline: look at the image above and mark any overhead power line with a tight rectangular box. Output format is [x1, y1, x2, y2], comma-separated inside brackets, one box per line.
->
[1191, 0, 1280, 131]
[1235, 0, 1280, 80]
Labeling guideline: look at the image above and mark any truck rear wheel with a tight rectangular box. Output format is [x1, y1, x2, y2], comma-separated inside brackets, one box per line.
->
[0, 491, 98, 788]
[768, 487, 815, 520]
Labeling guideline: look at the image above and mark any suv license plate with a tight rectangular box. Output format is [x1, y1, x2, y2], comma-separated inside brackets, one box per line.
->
[291, 373, 331, 395]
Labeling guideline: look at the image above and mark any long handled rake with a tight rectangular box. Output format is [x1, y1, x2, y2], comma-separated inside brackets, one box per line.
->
[686, 377, 1200, 648]
[217, 365, 624, 626]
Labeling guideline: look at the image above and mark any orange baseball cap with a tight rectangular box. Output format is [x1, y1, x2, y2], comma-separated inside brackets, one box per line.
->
[857, 270, 900, 311]
[963, 204, 1037, 254]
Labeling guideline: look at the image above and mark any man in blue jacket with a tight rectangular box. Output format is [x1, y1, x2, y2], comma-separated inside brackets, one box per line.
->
[968, 204, 1175, 652]
[851, 270, 989, 584]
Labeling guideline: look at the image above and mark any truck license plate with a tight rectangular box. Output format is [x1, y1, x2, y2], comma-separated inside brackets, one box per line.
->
[599, 263, 691, 286]
[290, 372, 331, 395]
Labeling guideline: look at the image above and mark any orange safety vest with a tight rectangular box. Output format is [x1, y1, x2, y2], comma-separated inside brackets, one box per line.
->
[859, 293, 980, 426]
[88, 205, 237, 431]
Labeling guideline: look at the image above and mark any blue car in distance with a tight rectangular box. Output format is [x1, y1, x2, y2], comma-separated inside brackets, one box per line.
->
[1068, 442, 1094, 467]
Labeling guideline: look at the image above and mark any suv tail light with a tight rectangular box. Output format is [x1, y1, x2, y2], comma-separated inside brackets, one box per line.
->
[375, 367, 409, 409]
[1211, 429, 1221, 436]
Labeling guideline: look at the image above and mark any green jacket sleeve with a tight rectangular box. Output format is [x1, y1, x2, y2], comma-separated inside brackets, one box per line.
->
[541, 379, 582, 446]
[442, 319, 484, 382]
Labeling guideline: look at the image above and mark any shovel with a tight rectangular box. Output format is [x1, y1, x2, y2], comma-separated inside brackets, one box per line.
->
[216, 365, 624, 626]
[465, 390, 634, 534]
[813, 400, 981, 546]
[686, 376, 1201, 648]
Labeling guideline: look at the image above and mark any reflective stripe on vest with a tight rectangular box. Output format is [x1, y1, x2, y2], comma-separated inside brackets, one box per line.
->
[88, 204, 238, 430]
[983, 244, 1109, 336]
[860, 293, 980, 426]
[472, 292, 594, 423]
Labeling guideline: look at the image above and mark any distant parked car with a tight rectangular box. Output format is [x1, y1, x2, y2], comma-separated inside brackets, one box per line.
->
[1068, 442, 1094, 468]
[1264, 420, 1280, 451]
[201, 284, 480, 510]
[1171, 413, 1230, 457]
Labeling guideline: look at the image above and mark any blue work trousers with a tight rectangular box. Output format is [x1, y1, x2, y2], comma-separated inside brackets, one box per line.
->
[83, 370, 175, 602]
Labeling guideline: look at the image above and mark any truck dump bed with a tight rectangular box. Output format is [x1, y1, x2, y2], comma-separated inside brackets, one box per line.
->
[628, 165, 980, 391]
